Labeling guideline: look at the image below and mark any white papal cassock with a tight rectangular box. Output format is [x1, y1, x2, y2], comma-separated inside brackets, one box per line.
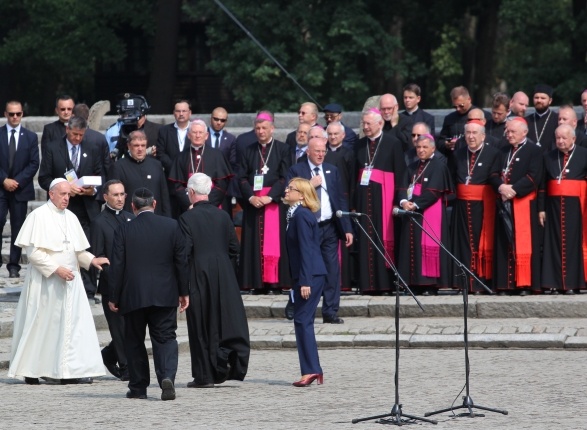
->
[8, 200, 105, 380]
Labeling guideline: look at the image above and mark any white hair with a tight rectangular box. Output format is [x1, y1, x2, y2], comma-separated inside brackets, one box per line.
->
[187, 173, 212, 195]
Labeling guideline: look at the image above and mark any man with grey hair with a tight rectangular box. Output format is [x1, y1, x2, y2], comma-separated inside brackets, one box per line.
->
[285, 102, 319, 155]
[354, 108, 406, 294]
[180, 173, 250, 387]
[397, 134, 453, 295]
[168, 119, 232, 216]
[8, 178, 109, 385]
[449, 120, 502, 294]
[39, 115, 106, 303]
[540, 124, 587, 294]
[293, 123, 311, 163]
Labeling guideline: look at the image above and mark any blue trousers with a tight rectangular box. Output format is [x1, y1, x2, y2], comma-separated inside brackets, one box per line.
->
[293, 275, 324, 375]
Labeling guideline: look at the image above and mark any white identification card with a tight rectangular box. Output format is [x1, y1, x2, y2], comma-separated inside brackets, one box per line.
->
[253, 174, 264, 191]
[65, 169, 78, 184]
[407, 185, 414, 200]
[360, 168, 372, 186]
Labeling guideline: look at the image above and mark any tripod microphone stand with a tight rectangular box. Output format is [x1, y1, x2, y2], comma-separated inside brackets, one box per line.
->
[348, 214, 437, 426]
[402, 215, 508, 419]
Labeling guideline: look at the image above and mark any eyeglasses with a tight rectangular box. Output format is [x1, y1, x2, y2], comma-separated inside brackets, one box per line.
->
[59, 107, 73, 112]
[453, 104, 465, 109]
[298, 111, 307, 115]
[324, 113, 340, 120]
[285, 186, 301, 193]
[411, 133, 421, 138]
[212, 117, 227, 123]
[7, 112, 23, 117]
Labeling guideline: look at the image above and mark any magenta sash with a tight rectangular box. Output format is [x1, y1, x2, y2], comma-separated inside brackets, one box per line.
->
[359, 168, 395, 265]
[413, 184, 441, 278]
[255, 187, 279, 283]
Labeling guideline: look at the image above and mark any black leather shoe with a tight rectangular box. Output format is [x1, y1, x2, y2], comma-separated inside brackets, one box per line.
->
[126, 390, 147, 399]
[284, 300, 294, 320]
[104, 361, 121, 379]
[187, 380, 214, 388]
[323, 316, 344, 324]
[119, 367, 130, 381]
[8, 269, 19, 278]
[497, 291, 509, 296]
[24, 377, 39, 385]
[519, 290, 530, 296]
[161, 378, 176, 401]
[565, 289, 577, 295]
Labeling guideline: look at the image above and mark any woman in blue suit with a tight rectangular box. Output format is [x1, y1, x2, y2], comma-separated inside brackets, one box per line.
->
[284, 177, 327, 387]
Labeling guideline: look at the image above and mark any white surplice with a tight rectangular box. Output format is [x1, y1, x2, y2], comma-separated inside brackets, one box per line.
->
[8, 201, 105, 380]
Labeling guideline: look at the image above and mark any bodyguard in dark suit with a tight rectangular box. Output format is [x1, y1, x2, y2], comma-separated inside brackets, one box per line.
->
[38, 116, 105, 300]
[284, 178, 327, 386]
[0, 101, 40, 277]
[206, 107, 237, 171]
[40, 95, 74, 155]
[109, 188, 189, 401]
[287, 138, 353, 324]
[90, 180, 135, 380]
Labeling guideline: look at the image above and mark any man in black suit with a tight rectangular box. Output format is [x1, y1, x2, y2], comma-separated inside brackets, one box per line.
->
[285, 102, 319, 152]
[287, 137, 354, 324]
[322, 103, 358, 150]
[90, 180, 135, 380]
[109, 188, 189, 401]
[206, 107, 237, 171]
[38, 116, 105, 302]
[0, 100, 40, 278]
[72, 103, 111, 179]
[155, 100, 192, 218]
[399, 83, 436, 134]
[41, 95, 74, 155]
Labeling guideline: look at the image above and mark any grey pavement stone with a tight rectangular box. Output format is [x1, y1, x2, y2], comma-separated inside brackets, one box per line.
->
[500, 326, 518, 334]
[339, 299, 369, 317]
[427, 327, 444, 334]
[410, 334, 464, 348]
[577, 328, 587, 336]
[250, 336, 282, 349]
[414, 325, 429, 335]
[517, 324, 534, 333]
[400, 323, 418, 334]
[469, 325, 486, 334]
[441, 326, 463, 335]
[468, 333, 567, 349]
[532, 325, 547, 334]
[560, 327, 578, 337]
[483, 324, 504, 334]
[316, 335, 355, 348]
[564, 336, 587, 348]
[545, 326, 563, 334]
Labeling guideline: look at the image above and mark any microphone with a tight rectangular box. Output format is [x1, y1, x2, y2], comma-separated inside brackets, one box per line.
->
[336, 210, 364, 218]
[392, 208, 421, 217]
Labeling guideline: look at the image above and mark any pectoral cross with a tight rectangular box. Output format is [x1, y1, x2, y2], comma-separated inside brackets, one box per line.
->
[261, 165, 269, 174]
[63, 236, 70, 250]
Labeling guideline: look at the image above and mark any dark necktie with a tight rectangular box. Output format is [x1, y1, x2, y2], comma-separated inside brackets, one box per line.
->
[214, 132, 220, 148]
[314, 166, 321, 220]
[8, 129, 16, 173]
[71, 145, 79, 170]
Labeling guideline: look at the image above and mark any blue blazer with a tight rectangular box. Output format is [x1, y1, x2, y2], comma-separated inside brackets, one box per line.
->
[0, 125, 40, 202]
[286, 206, 327, 286]
[287, 161, 352, 239]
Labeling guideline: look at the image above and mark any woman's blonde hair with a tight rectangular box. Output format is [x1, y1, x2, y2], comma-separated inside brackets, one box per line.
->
[289, 177, 320, 212]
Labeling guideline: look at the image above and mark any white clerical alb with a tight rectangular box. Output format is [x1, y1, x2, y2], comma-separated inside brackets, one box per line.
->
[8, 200, 105, 380]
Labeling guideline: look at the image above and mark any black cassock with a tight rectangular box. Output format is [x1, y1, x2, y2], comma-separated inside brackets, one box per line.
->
[449, 144, 501, 292]
[167, 145, 233, 213]
[397, 155, 453, 289]
[355, 133, 406, 293]
[107, 156, 171, 217]
[540, 145, 587, 291]
[526, 110, 558, 153]
[493, 141, 543, 291]
[179, 201, 250, 385]
[238, 139, 292, 291]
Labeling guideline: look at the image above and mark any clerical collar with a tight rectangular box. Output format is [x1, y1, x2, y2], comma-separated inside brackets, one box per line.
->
[191, 144, 204, 151]
[129, 153, 146, 163]
[406, 107, 419, 115]
[561, 144, 575, 155]
[535, 108, 550, 117]
[513, 138, 527, 149]
[467, 143, 484, 153]
[105, 204, 123, 215]
[329, 144, 341, 152]
[259, 138, 273, 148]
[370, 132, 382, 142]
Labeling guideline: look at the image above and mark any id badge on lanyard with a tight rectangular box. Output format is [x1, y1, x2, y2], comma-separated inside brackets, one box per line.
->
[253, 174, 264, 191]
[65, 169, 78, 184]
[407, 184, 414, 200]
[360, 167, 372, 186]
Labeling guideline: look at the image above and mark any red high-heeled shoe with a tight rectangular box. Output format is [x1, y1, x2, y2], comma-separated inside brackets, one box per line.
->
[292, 373, 323, 387]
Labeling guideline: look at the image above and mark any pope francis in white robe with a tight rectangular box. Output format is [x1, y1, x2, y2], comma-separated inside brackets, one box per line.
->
[8, 179, 108, 382]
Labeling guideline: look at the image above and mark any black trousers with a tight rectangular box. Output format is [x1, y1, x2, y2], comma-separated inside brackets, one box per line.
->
[0, 194, 27, 272]
[124, 306, 178, 394]
[101, 294, 127, 368]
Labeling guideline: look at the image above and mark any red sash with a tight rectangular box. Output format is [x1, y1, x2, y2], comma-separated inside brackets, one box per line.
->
[456, 184, 497, 278]
[358, 168, 395, 265]
[254, 187, 280, 283]
[547, 179, 587, 278]
[512, 190, 536, 287]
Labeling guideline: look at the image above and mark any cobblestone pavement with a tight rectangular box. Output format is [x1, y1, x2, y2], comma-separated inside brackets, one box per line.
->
[1, 348, 586, 429]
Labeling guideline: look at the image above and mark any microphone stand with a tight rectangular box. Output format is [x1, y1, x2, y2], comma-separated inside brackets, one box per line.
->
[401, 215, 508, 419]
[349, 214, 437, 426]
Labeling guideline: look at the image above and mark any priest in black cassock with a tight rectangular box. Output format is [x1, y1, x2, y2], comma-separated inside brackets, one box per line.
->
[449, 121, 501, 294]
[354, 108, 406, 294]
[180, 173, 249, 388]
[539, 125, 587, 294]
[167, 119, 232, 214]
[397, 134, 453, 295]
[238, 112, 292, 294]
[493, 117, 543, 295]
[107, 130, 171, 217]
[526, 84, 558, 153]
